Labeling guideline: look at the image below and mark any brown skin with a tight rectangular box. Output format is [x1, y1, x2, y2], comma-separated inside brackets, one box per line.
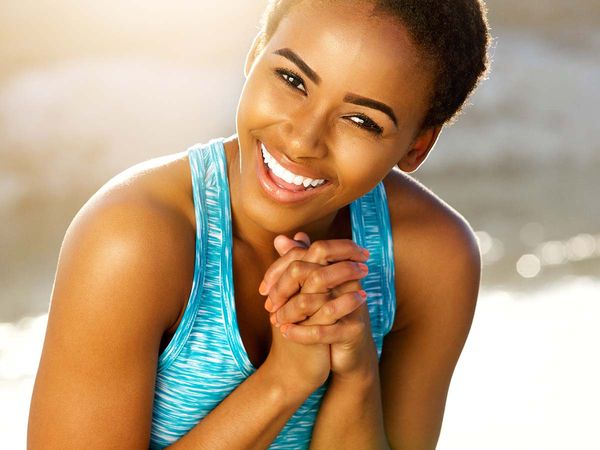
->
[28, 1, 480, 448]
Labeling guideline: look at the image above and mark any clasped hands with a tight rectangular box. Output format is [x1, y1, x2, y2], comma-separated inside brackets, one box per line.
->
[259, 232, 377, 378]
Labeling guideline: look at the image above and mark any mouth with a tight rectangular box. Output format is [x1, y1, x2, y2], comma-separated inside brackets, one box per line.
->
[255, 140, 332, 204]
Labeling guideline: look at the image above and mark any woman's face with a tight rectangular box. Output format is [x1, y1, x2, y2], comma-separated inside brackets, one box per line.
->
[232, 0, 436, 236]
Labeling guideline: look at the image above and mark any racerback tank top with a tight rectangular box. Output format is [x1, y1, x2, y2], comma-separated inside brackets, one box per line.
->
[149, 137, 397, 449]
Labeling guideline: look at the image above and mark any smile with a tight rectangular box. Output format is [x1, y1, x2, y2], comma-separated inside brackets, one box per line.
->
[261, 143, 326, 190]
[255, 140, 331, 204]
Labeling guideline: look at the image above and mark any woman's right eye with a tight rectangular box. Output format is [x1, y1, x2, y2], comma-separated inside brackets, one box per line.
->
[275, 68, 307, 95]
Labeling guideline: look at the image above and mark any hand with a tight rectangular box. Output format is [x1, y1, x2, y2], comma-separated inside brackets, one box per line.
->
[260, 232, 369, 313]
[263, 306, 331, 394]
[261, 233, 378, 378]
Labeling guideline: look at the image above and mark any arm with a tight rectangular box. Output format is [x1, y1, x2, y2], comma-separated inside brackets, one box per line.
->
[308, 214, 480, 449]
[28, 195, 317, 450]
[379, 217, 481, 449]
[309, 336, 389, 450]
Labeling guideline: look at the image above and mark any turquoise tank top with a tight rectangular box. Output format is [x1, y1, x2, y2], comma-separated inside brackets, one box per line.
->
[149, 137, 397, 449]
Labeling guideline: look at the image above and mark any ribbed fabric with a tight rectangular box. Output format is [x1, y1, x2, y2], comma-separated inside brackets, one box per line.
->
[149, 137, 397, 449]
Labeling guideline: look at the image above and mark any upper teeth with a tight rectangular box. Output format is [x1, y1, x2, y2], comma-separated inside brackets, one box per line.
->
[261, 143, 326, 188]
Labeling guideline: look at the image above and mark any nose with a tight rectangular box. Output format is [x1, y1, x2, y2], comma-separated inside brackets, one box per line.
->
[282, 104, 329, 160]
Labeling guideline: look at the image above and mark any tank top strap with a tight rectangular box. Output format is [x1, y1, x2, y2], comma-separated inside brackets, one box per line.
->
[349, 182, 397, 356]
[156, 138, 232, 372]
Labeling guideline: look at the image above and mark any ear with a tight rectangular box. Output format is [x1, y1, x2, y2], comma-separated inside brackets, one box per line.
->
[397, 125, 443, 173]
[244, 31, 265, 78]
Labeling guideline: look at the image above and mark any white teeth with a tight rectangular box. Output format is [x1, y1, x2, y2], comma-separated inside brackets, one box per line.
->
[260, 143, 326, 188]
[282, 171, 295, 184]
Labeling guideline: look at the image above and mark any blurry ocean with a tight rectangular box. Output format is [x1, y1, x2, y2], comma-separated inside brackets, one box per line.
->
[1, 1, 598, 448]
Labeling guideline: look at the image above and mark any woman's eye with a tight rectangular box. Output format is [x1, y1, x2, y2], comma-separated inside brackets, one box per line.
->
[347, 115, 384, 136]
[275, 68, 307, 94]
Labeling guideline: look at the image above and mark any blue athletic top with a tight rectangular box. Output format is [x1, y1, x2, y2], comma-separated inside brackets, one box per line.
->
[149, 137, 397, 449]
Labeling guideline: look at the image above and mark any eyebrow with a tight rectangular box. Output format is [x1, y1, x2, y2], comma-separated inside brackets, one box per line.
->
[273, 47, 398, 128]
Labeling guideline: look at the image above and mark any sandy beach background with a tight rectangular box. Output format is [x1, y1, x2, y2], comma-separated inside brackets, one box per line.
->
[1, 1, 599, 448]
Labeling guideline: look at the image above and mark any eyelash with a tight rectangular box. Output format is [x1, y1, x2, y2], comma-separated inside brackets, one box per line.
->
[274, 67, 384, 136]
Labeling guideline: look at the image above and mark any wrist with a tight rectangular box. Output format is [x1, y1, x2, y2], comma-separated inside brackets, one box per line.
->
[332, 364, 379, 388]
[332, 339, 379, 384]
[258, 356, 324, 402]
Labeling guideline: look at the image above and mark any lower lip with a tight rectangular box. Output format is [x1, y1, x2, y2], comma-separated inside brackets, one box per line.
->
[255, 140, 331, 204]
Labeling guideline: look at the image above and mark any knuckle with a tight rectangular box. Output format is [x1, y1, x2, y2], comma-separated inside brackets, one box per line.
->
[289, 260, 303, 278]
[269, 283, 281, 298]
[311, 240, 328, 259]
[308, 270, 326, 288]
[311, 326, 321, 340]
[296, 295, 308, 312]
[323, 302, 336, 318]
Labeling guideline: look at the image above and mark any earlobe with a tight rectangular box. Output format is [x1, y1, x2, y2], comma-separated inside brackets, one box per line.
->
[244, 32, 265, 78]
[397, 126, 443, 173]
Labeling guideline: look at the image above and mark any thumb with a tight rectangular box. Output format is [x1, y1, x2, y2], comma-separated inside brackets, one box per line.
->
[292, 231, 311, 248]
[273, 233, 310, 256]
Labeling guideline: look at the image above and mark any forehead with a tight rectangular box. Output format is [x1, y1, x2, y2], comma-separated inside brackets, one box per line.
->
[265, 0, 434, 126]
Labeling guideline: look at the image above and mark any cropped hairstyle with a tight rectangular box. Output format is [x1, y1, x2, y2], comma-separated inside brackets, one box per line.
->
[255, 0, 491, 129]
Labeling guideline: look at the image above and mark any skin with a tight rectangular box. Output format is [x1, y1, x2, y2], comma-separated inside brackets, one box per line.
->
[28, 1, 481, 448]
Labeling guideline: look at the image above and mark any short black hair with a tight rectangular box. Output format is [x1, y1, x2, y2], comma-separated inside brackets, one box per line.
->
[255, 0, 491, 129]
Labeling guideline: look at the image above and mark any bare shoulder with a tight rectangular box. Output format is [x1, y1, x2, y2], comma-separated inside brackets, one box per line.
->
[382, 168, 482, 333]
[68, 150, 197, 331]
[28, 152, 196, 447]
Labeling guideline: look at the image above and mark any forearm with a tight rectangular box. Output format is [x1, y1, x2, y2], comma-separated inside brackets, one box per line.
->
[167, 360, 314, 450]
[309, 357, 390, 450]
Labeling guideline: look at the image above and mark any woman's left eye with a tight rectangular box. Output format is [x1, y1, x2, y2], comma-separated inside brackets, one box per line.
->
[347, 115, 384, 136]
[275, 68, 307, 94]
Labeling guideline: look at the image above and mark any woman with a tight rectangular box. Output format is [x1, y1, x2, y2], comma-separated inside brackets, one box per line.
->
[28, 0, 490, 448]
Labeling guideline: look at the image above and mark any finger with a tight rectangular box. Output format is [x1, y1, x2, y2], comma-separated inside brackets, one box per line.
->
[273, 234, 307, 257]
[301, 260, 368, 294]
[260, 246, 309, 297]
[261, 239, 369, 297]
[268, 260, 367, 314]
[280, 316, 367, 345]
[301, 239, 370, 265]
[270, 260, 367, 312]
[297, 290, 367, 326]
[330, 279, 364, 298]
[269, 291, 332, 327]
[293, 231, 311, 247]
[266, 259, 324, 312]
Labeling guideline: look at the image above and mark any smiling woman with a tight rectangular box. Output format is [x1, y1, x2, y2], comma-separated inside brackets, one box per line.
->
[27, 1, 490, 449]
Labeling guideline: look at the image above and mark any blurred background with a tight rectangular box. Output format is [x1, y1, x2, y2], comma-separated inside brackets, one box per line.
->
[1, 1, 598, 448]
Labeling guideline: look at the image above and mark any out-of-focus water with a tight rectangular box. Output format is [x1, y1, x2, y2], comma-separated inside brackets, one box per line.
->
[1, 27, 598, 319]
[3, 279, 599, 450]
[1, 0, 598, 448]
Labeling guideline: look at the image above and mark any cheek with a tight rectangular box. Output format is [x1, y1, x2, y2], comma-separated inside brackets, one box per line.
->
[237, 75, 291, 127]
[335, 149, 396, 194]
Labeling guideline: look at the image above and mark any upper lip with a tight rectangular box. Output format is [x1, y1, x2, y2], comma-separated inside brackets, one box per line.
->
[259, 140, 329, 181]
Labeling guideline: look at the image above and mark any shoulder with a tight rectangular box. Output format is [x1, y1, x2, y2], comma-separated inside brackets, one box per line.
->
[382, 168, 481, 333]
[59, 151, 196, 333]
[29, 152, 197, 448]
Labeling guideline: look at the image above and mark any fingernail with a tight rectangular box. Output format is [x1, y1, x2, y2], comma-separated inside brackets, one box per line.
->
[264, 297, 273, 311]
[357, 263, 369, 273]
[358, 289, 367, 300]
[280, 324, 290, 337]
[362, 248, 370, 258]
[259, 281, 267, 295]
[269, 313, 279, 327]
